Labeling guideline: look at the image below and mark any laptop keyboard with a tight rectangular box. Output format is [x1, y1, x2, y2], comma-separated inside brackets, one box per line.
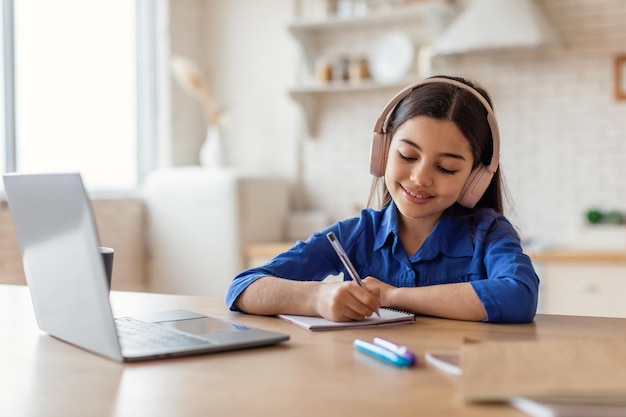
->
[115, 316, 211, 352]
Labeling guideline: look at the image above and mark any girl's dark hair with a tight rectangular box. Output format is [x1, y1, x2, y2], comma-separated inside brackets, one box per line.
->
[367, 75, 504, 214]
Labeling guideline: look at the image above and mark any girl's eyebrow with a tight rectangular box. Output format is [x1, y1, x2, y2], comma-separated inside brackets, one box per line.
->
[399, 138, 467, 161]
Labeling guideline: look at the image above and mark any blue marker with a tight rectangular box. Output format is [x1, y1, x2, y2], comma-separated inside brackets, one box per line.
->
[354, 339, 414, 368]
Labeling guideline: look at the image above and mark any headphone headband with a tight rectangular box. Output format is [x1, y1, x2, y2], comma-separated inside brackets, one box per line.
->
[369, 77, 501, 208]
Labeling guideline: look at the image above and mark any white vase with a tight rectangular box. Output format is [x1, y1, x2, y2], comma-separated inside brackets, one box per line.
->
[199, 125, 225, 168]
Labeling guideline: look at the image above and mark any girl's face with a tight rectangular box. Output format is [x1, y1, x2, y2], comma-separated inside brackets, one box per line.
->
[385, 115, 474, 226]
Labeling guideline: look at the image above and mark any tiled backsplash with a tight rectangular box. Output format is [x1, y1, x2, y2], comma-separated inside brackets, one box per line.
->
[299, 0, 626, 246]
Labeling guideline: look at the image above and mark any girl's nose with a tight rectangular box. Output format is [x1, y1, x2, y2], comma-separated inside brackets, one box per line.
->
[410, 164, 434, 186]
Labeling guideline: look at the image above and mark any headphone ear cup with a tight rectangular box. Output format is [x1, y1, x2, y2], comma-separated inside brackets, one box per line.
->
[457, 165, 494, 208]
[369, 132, 390, 177]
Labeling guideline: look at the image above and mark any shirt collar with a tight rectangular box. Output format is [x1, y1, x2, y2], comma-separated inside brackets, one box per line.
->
[373, 202, 399, 251]
[374, 202, 474, 260]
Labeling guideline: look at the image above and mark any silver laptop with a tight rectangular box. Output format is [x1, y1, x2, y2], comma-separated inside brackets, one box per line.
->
[3, 172, 289, 362]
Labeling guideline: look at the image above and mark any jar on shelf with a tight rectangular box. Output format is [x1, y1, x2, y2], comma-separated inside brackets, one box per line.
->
[322, 0, 338, 17]
[331, 55, 350, 83]
[336, 0, 354, 18]
[314, 57, 333, 85]
[348, 55, 370, 84]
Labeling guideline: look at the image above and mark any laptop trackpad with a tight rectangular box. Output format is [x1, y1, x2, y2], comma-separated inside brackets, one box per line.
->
[131, 309, 208, 323]
[159, 317, 248, 336]
[131, 309, 250, 336]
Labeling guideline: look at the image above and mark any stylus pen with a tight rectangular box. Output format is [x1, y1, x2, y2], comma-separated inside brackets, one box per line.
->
[326, 231, 381, 318]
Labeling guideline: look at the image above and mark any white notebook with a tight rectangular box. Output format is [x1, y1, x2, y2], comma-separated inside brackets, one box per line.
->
[278, 307, 415, 331]
[510, 397, 626, 417]
[425, 351, 462, 376]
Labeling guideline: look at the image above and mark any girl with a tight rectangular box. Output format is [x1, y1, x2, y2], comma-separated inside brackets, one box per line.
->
[225, 75, 539, 323]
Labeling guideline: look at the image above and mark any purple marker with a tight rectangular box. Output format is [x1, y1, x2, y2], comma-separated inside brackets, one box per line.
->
[373, 337, 417, 365]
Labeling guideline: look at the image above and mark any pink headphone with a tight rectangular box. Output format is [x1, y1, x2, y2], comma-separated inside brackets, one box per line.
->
[369, 77, 501, 209]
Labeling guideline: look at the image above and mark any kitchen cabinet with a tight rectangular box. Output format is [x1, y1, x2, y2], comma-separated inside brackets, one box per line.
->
[288, 0, 453, 136]
[144, 168, 289, 297]
[531, 250, 626, 318]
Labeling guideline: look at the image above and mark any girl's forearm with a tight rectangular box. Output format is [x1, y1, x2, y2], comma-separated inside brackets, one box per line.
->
[387, 282, 487, 321]
[235, 277, 322, 316]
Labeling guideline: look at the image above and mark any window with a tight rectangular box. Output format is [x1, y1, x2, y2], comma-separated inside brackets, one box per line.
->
[0, 1, 9, 175]
[2, 0, 155, 190]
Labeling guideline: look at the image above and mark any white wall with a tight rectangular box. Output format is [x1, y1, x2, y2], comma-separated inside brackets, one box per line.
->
[203, 1, 300, 179]
[169, 0, 626, 248]
[168, 0, 300, 202]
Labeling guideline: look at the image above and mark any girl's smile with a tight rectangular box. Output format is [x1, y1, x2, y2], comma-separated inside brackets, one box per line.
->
[401, 185, 433, 204]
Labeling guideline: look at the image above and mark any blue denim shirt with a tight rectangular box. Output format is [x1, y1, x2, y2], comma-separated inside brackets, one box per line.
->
[226, 202, 539, 323]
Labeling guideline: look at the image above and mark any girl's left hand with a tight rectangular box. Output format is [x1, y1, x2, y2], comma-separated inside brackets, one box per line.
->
[362, 277, 397, 306]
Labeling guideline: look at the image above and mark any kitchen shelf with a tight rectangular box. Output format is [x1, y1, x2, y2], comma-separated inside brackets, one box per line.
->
[288, 2, 453, 38]
[289, 77, 416, 95]
[289, 77, 421, 136]
[288, 0, 454, 137]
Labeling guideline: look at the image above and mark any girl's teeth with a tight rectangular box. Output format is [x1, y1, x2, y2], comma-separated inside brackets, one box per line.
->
[409, 191, 427, 199]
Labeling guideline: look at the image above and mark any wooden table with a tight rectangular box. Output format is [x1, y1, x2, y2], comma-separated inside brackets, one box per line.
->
[3, 284, 626, 417]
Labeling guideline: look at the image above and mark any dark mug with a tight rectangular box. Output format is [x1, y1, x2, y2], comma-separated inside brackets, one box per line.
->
[99, 246, 114, 289]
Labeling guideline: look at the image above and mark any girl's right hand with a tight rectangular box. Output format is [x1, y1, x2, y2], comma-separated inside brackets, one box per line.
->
[315, 280, 381, 322]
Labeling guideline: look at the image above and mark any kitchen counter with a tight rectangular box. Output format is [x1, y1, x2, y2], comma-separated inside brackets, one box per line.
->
[244, 242, 294, 269]
[244, 242, 294, 259]
[245, 243, 626, 266]
[528, 248, 626, 264]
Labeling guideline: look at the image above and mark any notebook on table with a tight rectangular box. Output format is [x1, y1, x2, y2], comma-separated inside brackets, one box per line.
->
[278, 307, 415, 331]
[3, 172, 289, 362]
[426, 340, 626, 416]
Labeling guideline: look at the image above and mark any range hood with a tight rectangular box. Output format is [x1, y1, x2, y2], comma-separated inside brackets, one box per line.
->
[431, 0, 561, 56]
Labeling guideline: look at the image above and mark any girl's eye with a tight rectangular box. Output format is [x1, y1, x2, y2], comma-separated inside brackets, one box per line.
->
[438, 166, 457, 174]
[397, 152, 416, 161]
[397, 150, 459, 174]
